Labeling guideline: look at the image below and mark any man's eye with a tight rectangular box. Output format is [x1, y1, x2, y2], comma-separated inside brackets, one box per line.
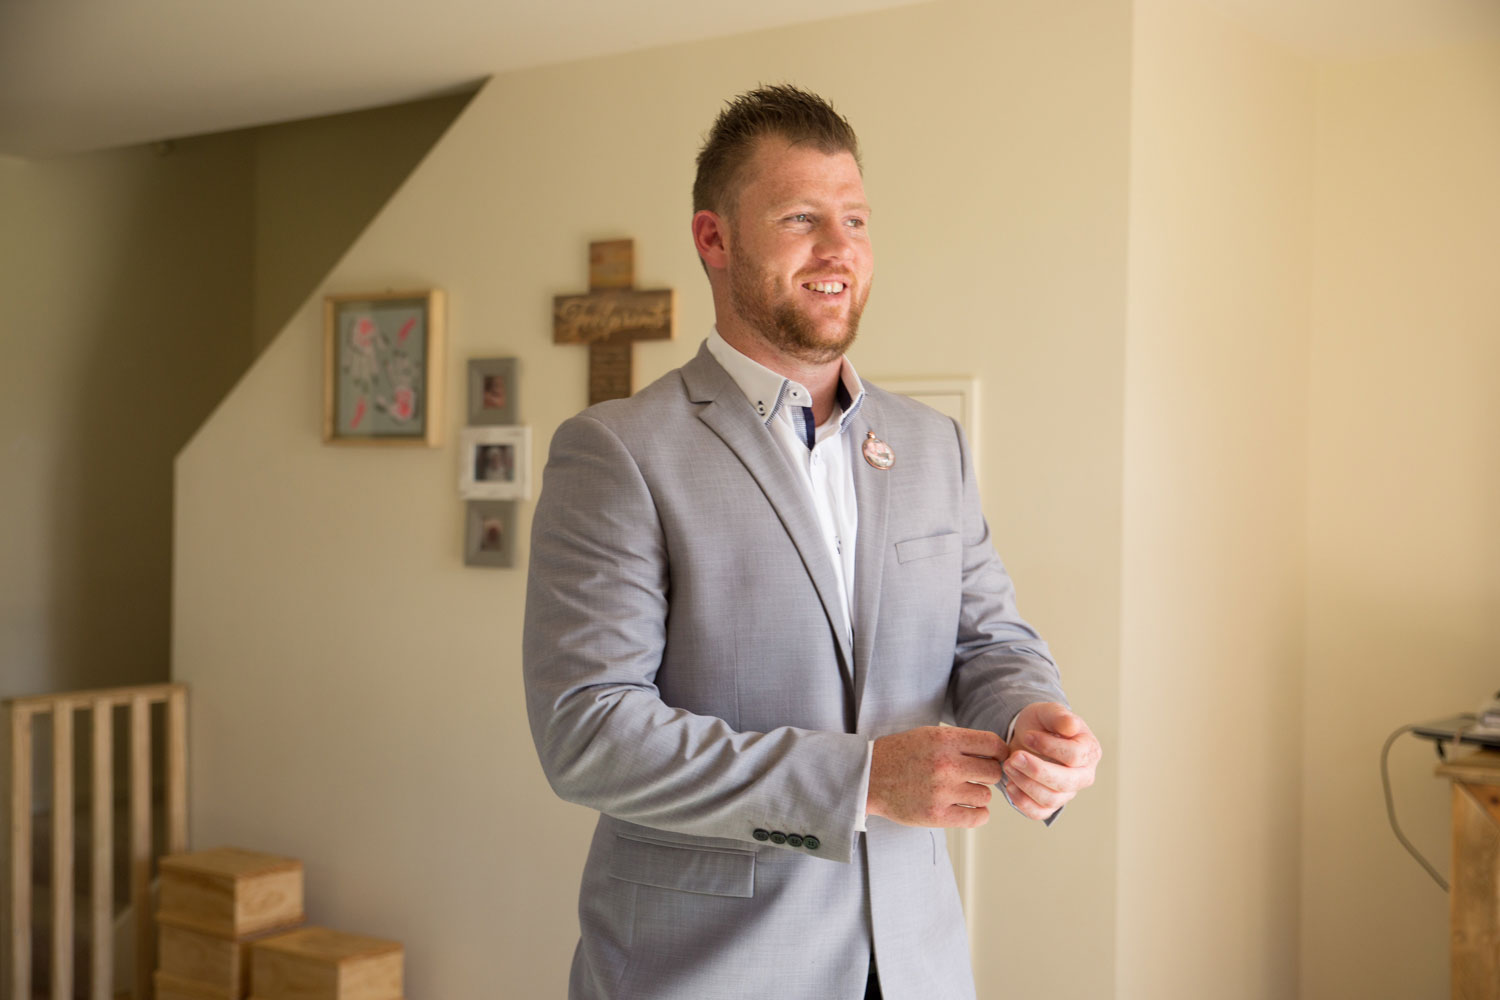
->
[845, 217, 866, 228]
[789, 213, 811, 223]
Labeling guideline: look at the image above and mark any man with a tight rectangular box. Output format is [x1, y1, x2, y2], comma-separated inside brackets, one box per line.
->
[523, 85, 1100, 1000]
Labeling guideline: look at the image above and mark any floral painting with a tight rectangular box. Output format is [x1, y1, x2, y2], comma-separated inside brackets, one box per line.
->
[324, 291, 445, 446]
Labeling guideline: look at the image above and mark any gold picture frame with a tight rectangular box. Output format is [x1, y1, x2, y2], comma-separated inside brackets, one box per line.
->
[323, 289, 445, 446]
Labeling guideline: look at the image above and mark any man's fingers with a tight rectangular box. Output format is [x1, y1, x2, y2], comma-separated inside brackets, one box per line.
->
[1018, 728, 1097, 768]
[1032, 701, 1086, 738]
[957, 752, 1003, 786]
[1004, 750, 1095, 798]
[999, 780, 1054, 822]
[951, 726, 1005, 759]
[868, 726, 1010, 828]
[940, 803, 992, 828]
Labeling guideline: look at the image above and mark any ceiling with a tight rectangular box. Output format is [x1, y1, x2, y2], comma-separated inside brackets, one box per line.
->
[1, 0, 1497, 159]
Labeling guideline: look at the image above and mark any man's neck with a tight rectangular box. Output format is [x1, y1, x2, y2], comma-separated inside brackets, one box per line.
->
[716, 324, 844, 424]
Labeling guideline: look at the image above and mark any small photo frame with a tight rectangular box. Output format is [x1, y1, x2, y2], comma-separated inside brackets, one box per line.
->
[323, 290, 445, 446]
[464, 500, 517, 568]
[467, 358, 519, 425]
[459, 426, 532, 500]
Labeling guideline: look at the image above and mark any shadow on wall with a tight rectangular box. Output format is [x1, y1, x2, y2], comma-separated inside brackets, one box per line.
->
[41, 134, 258, 696]
[21, 91, 475, 701]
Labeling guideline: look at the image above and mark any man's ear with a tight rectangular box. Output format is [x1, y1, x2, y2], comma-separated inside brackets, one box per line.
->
[692, 210, 730, 271]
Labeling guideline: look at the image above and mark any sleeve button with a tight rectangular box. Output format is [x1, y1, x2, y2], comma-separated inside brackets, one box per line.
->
[803, 836, 820, 851]
[770, 831, 787, 845]
[786, 834, 804, 847]
[753, 828, 770, 841]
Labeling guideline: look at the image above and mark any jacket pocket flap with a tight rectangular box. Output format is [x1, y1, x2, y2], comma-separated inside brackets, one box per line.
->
[608, 834, 756, 898]
[895, 532, 960, 564]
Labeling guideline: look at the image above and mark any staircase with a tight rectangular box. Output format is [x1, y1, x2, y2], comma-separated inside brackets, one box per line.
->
[5, 685, 187, 1000]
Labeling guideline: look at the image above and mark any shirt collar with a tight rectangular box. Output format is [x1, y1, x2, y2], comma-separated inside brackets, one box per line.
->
[706, 327, 866, 430]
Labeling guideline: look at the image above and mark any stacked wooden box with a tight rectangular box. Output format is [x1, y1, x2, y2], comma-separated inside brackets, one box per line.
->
[155, 847, 306, 1000]
[250, 927, 404, 1000]
[155, 846, 405, 1000]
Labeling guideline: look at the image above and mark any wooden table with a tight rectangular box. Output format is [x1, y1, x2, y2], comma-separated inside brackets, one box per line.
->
[1437, 749, 1500, 998]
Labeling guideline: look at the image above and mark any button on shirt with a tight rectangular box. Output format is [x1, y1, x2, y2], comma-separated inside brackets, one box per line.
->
[707, 329, 875, 829]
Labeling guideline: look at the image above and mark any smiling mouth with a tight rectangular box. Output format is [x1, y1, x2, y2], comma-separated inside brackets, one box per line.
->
[803, 281, 846, 295]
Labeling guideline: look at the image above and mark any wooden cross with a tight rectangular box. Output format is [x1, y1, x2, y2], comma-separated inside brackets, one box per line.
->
[554, 239, 676, 406]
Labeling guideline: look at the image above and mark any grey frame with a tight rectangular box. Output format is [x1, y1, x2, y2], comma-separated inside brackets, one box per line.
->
[464, 500, 517, 567]
[467, 357, 519, 425]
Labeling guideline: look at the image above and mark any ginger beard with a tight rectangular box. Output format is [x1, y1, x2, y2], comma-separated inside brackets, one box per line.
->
[726, 233, 871, 366]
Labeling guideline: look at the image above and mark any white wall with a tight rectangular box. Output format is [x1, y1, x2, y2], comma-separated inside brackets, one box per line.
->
[1301, 43, 1500, 998]
[174, 2, 1130, 997]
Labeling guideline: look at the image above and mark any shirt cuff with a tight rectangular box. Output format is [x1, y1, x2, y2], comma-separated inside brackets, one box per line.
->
[854, 740, 874, 832]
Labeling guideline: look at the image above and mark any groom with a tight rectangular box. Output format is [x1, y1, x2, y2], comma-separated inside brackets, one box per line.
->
[523, 84, 1100, 1000]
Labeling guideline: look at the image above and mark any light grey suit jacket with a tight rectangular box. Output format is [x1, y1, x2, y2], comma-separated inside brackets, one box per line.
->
[523, 343, 1065, 1000]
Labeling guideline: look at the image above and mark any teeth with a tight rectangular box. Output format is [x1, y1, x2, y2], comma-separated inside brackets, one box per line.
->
[805, 281, 845, 294]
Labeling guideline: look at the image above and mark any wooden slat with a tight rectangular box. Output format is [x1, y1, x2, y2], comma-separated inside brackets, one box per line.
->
[167, 688, 188, 854]
[10, 707, 33, 1000]
[3, 683, 183, 714]
[51, 702, 74, 1000]
[91, 702, 113, 1000]
[130, 696, 153, 1000]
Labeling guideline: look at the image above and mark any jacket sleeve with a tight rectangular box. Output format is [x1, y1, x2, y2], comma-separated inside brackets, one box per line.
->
[522, 413, 871, 862]
[944, 420, 1069, 741]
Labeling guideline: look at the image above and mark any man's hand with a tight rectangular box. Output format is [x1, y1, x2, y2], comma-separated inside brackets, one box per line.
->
[867, 726, 1005, 828]
[1002, 702, 1101, 821]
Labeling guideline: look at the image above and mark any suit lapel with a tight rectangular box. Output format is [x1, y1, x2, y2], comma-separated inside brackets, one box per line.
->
[683, 347, 856, 690]
[847, 396, 890, 724]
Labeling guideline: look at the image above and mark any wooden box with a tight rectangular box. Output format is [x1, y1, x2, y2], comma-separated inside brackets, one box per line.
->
[250, 927, 403, 1000]
[155, 971, 232, 1000]
[159, 847, 305, 937]
[158, 917, 303, 999]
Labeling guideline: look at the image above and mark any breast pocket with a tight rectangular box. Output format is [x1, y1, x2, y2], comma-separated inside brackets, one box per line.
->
[895, 532, 960, 564]
[607, 833, 756, 898]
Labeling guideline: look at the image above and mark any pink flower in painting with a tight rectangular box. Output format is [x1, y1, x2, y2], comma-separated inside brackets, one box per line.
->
[350, 396, 368, 429]
[390, 386, 416, 422]
[397, 317, 416, 344]
[350, 316, 377, 353]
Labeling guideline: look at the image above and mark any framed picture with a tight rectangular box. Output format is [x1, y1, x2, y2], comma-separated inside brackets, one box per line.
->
[464, 500, 517, 568]
[467, 358, 519, 425]
[323, 290, 445, 446]
[459, 426, 532, 500]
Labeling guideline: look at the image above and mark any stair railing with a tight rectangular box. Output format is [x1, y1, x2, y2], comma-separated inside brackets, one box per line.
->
[5, 683, 187, 1000]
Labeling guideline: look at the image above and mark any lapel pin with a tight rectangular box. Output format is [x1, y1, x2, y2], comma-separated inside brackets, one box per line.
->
[862, 431, 895, 471]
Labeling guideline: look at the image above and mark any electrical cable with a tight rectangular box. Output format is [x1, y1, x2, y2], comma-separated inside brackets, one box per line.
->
[1380, 723, 1449, 892]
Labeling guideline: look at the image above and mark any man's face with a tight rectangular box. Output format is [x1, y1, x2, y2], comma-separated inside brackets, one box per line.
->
[722, 137, 873, 365]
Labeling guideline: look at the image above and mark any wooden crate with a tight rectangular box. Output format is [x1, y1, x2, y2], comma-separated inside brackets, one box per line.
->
[159, 847, 305, 937]
[158, 916, 304, 999]
[250, 926, 403, 1000]
[156, 970, 233, 1000]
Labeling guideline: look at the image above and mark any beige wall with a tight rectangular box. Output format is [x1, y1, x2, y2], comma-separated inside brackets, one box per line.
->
[1120, 0, 1313, 995]
[0, 97, 467, 707]
[1301, 43, 1500, 999]
[174, 1, 1129, 996]
[0, 135, 256, 701]
[252, 94, 473, 354]
[165, 4, 1500, 999]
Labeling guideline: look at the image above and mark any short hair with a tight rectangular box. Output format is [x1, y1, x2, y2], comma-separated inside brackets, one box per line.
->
[693, 84, 861, 218]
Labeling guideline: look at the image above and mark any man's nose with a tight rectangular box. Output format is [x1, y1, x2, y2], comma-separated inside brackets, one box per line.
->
[813, 221, 854, 260]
